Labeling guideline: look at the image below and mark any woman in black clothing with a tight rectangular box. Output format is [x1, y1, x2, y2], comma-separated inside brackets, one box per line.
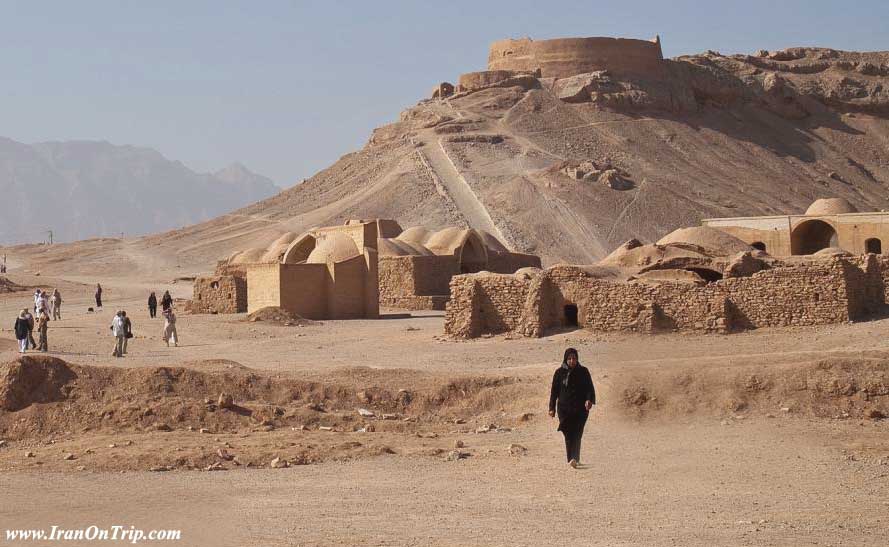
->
[549, 348, 596, 468]
[95, 283, 103, 309]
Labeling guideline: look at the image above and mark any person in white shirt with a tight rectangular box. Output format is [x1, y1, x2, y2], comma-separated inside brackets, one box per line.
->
[111, 311, 126, 357]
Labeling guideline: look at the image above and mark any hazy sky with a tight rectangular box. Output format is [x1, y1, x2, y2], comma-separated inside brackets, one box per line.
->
[2, 1, 887, 186]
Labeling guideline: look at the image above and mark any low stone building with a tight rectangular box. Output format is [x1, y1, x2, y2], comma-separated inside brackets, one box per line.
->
[191, 275, 247, 314]
[446, 253, 888, 338]
[704, 198, 889, 256]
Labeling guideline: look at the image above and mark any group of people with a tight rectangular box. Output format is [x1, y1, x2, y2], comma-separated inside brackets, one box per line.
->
[13, 286, 179, 355]
[12, 289, 63, 353]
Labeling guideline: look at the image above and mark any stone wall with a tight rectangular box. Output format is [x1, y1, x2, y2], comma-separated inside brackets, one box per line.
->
[378, 255, 457, 310]
[446, 256, 887, 338]
[191, 275, 247, 314]
[487, 36, 664, 79]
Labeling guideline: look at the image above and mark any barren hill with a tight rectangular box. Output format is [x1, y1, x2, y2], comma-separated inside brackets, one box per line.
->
[7, 43, 889, 276]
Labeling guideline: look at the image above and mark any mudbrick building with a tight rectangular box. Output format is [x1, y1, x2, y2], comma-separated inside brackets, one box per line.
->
[445, 214, 889, 338]
[703, 198, 889, 256]
[193, 219, 539, 317]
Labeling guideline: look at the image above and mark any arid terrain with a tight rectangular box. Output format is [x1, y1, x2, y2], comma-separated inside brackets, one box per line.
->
[1, 270, 888, 546]
[2, 42, 889, 546]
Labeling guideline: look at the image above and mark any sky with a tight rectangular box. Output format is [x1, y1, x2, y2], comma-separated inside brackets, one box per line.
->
[1, 0, 887, 187]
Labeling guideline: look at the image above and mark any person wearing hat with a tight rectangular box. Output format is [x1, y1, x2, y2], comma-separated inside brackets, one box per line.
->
[14, 309, 30, 353]
[548, 347, 596, 468]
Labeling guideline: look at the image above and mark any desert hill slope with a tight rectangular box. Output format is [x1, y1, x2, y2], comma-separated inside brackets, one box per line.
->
[7, 45, 889, 276]
[0, 138, 279, 245]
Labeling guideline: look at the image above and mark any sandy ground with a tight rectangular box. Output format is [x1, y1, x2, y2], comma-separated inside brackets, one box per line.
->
[1, 272, 888, 546]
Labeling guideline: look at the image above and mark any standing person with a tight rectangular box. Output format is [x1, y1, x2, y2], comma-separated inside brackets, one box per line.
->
[110, 311, 126, 357]
[35, 310, 50, 352]
[162, 308, 178, 347]
[148, 291, 157, 318]
[121, 311, 133, 355]
[14, 309, 30, 353]
[23, 309, 37, 350]
[36, 291, 50, 317]
[95, 283, 103, 310]
[51, 289, 62, 320]
[548, 348, 596, 468]
[33, 289, 42, 313]
[161, 290, 173, 312]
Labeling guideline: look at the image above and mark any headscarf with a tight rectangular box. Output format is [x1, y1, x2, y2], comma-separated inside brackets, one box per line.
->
[561, 347, 580, 386]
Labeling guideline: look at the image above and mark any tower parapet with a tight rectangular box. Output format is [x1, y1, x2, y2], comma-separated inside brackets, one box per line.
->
[487, 36, 664, 78]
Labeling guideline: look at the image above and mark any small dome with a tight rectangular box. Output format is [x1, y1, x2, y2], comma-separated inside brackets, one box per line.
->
[396, 226, 432, 246]
[230, 248, 266, 265]
[377, 238, 433, 257]
[813, 246, 851, 256]
[657, 226, 752, 256]
[424, 227, 472, 255]
[805, 198, 858, 216]
[307, 233, 361, 264]
[476, 230, 509, 253]
[269, 232, 299, 248]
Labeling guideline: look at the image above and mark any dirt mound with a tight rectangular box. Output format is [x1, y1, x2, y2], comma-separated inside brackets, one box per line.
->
[616, 355, 889, 421]
[245, 306, 318, 326]
[0, 356, 540, 471]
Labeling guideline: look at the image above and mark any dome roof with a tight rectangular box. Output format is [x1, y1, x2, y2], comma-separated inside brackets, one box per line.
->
[260, 242, 291, 263]
[230, 248, 266, 265]
[656, 226, 752, 256]
[424, 227, 472, 255]
[306, 233, 361, 264]
[269, 231, 299, 247]
[805, 198, 858, 216]
[813, 246, 851, 256]
[377, 238, 434, 257]
[396, 226, 432, 246]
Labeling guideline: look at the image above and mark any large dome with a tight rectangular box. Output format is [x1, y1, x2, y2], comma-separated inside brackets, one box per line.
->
[805, 198, 858, 216]
[307, 233, 361, 264]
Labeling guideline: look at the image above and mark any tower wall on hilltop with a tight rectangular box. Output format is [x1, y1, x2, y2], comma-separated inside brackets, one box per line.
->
[487, 36, 663, 78]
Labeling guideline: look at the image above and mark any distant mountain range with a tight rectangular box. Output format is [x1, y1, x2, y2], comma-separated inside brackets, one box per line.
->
[0, 138, 279, 244]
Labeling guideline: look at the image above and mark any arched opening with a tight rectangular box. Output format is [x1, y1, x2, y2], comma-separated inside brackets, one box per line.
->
[750, 241, 766, 252]
[563, 304, 579, 327]
[282, 234, 317, 264]
[459, 236, 487, 273]
[791, 220, 838, 255]
[210, 281, 219, 289]
[685, 268, 723, 283]
[865, 238, 882, 254]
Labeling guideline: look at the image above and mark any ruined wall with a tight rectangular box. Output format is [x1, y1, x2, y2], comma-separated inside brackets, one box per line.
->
[458, 70, 521, 91]
[191, 275, 247, 314]
[487, 36, 663, 78]
[378, 255, 459, 310]
[446, 257, 881, 338]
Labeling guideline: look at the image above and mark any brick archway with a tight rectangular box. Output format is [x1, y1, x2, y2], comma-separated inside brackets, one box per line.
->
[791, 219, 838, 255]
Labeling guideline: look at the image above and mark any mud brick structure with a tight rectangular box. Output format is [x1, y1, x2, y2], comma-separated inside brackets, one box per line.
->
[191, 275, 247, 314]
[704, 198, 889, 256]
[446, 255, 889, 339]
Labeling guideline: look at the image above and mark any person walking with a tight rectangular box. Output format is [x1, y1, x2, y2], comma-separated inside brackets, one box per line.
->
[35, 310, 50, 352]
[95, 283, 103, 310]
[110, 311, 126, 357]
[161, 290, 173, 312]
[23, 309, 37, 350]
[33, 289, 42, 313]
[36, 291, 50, 317]
[51, 289, 62, 320]
[548, 348, 596, 468]
[121, 311, 133, 355]
[14, 309, 30, 353]
[148, 291, 157, 318]
[162, 308, 178, 347]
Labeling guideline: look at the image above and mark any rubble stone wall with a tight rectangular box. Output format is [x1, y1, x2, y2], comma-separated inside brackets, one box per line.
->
[446, 256, 886, 338]
[192, 275, 247, 314]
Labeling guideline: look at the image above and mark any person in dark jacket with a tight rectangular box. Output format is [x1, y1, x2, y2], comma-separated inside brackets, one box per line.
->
[95, 283, 103, 310]
[14, 309, 30, 353]
[22, 309, 37, 349]
[121, 311, 133, 355]
[148, 291, 157, 318]
[549, 347, 596, 468]
[161, 290, 173, 312]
